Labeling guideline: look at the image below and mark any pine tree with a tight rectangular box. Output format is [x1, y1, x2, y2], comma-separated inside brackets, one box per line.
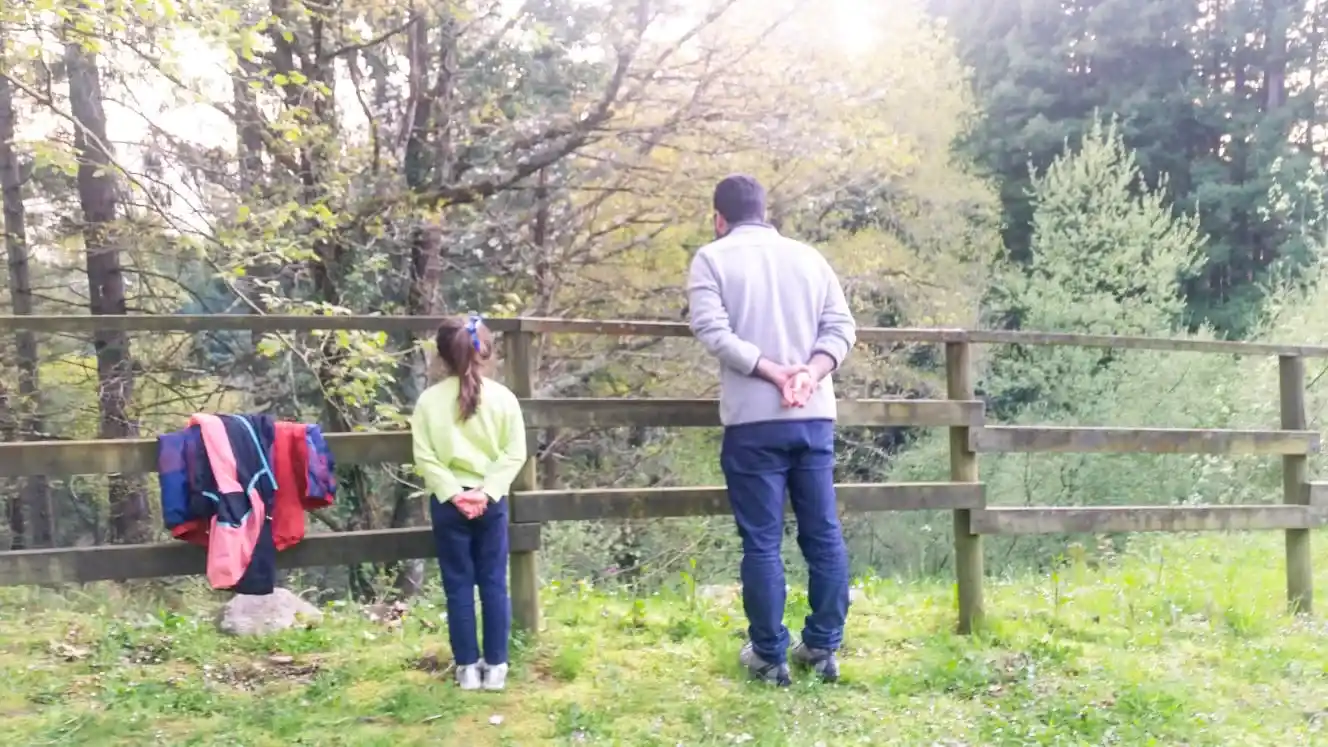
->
[986, 121, 1203, 414]
[935, 0, 1324, 335]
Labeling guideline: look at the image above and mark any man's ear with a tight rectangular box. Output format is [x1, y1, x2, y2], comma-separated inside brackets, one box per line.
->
[714, 213, 728, 238]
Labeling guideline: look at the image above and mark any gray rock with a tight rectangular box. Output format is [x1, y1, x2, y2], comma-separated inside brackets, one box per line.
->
[217, 588, 323, 636]
[696, 584, 739, 605]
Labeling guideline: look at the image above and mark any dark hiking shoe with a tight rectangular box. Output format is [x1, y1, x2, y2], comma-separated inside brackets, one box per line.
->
[791, 642, 840, 683]
[739, 643, 792, 686]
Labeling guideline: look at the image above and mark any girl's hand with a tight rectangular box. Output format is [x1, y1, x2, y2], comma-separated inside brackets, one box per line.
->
[453, 490, 489, 519]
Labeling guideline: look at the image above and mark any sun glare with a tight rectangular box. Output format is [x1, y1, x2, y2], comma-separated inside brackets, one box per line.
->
[825, 0, 882, 57]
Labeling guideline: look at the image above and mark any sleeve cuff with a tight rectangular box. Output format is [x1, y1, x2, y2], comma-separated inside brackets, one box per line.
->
[726, 343, 763, 377]
[813, 341, 848, 369]
[428, 479, 464, 502]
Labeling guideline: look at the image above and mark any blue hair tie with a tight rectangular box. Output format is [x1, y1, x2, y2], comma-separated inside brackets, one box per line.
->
[465, 313, 483, 352]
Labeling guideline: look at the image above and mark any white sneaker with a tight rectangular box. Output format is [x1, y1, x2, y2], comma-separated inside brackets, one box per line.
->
[482, 661, 508, 691]
[456, 663, 482, 690]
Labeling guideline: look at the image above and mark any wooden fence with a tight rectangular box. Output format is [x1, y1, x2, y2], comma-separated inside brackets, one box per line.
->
[0, 314, 1325, 636]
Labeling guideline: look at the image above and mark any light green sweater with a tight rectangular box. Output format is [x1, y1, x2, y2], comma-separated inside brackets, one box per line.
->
[410, 376, 527, 502]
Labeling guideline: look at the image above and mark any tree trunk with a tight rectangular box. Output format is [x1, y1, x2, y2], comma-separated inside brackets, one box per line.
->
[0, 377, 19, 547]
[1263, 1, 1289, 111]
[265, 0, 377, 596]
[389, 7, 458, 597]
[531, 168, 561, 488]
[229, 57, 279, 411]
[389, 219, 445, 597]
[232, 59, 265, 194]
[65, 27, 148, 544]
[0, 30, 53, 548]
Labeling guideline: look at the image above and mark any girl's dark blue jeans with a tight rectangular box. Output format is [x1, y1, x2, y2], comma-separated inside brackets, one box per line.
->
[430, 495, 511, 666]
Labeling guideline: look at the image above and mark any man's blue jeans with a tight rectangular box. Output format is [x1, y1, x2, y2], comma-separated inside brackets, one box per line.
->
[721, 419, 849, 665]
[430, 496, 511, 666]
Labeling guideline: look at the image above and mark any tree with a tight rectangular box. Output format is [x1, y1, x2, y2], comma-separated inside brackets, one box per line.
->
[887, 124, 1226, 572]
[0, 0, 1001, 588]
[985, 120, 1203, 414]
[934, 0, 1327, 335]
[0, 26, 53, 548]
[65, 18, 149, 543]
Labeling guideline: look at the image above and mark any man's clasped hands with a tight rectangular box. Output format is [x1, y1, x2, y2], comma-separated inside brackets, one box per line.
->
[452, 488, 491, 520]
[756, 353, 836, 409]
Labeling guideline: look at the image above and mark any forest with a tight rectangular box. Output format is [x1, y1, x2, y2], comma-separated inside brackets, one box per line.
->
[3, 0, 1328, 594]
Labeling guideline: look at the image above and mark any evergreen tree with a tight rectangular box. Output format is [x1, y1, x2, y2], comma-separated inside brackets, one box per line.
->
[934, 0, 1326, 335]
[986, 121, 1204, 415]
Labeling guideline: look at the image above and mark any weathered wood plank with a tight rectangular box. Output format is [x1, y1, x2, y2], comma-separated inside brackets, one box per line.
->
[0, 314, 524, 335]
[5, 314, 1328, 358]
[0, 482, 977, 585]
[511, 483, 982, 523]
[0, 524, 540, 587]
[1280, 355, 1313, 614]
[516, 318, 692, 337]
[971, 426, 1320, 455]
[964, 329, 1328, 358]
[527, 398, 981, 429]
[946, 340, 984, 634]
[504, 331, 541, 636]
[840, 400, 982, 428]
[0, 399, 982, 477]
[969, 505, 1328, 535]
[1307, 482, 1328, 506]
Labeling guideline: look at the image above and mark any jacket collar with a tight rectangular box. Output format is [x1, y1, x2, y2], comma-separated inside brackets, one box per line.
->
[723, 221, 777, 237]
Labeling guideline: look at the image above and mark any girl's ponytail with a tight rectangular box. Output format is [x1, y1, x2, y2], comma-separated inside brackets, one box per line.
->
[434, 314, 494, 422]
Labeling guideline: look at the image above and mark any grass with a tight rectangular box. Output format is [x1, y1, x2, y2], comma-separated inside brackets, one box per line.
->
[4, 533, 1328, 745]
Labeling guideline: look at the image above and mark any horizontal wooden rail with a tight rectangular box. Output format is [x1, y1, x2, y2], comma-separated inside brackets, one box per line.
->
[526, 318, 1328, 357]
[1309, 482, 1328, 505]
[0, 484, 976, 586]
[971, 426, 1321, 455]
[526, 398, 980, 429]
[2, 314, 1327, 358]
[0, 314, 509, 335]
[970, 505, 1328, 535]
[0, 524, 541, 586]
[512, 483, 982, 523]
[8, 496, 1321, 585]
[0, 399, 980, 477]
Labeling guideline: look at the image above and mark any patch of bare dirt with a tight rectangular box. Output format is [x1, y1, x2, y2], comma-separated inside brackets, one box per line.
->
[411, 651, 453, 677]
[201, 654, 322, 690]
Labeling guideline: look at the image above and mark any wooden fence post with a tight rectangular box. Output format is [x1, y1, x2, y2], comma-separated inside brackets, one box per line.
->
[946, 341, 984, 633]
[1280, 354, 1312, 615]
[505, 328, 542, 634]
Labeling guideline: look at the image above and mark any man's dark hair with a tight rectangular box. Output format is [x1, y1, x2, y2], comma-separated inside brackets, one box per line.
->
[712, 174, 767, 224]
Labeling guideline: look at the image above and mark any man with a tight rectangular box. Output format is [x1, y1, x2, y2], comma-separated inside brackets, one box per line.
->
[687, 174, 857, 686]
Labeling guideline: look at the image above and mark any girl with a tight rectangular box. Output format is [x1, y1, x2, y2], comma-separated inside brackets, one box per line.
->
[411, 314, 527, 691]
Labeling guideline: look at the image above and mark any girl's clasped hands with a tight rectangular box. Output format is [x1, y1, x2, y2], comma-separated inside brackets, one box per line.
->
[453, 489, 490, 520]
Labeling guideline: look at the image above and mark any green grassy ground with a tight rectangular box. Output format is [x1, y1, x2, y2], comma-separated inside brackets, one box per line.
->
[3, 534, 1328, 746]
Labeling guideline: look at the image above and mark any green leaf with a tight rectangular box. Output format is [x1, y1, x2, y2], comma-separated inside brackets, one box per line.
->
[256, 337, 282, 359]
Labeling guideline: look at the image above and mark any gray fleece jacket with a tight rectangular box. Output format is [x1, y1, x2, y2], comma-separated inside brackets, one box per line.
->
[686, 223, 857, 427]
